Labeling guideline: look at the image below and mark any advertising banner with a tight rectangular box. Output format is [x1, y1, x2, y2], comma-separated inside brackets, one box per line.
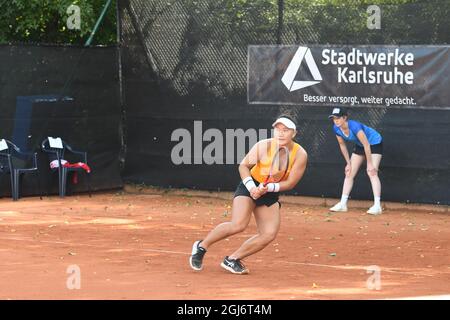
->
[248, 45, 450, 109]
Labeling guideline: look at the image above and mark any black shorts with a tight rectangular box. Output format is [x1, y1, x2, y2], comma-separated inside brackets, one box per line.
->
[234, 178, 281, 208]
[353, 142, 383, 156]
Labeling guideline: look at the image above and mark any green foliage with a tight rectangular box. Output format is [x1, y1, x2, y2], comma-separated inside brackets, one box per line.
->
[0, 0, 117, 45]
[281, 0, 449, 44]
[1, 0, 447, 45]
[186, 0, 449, 45]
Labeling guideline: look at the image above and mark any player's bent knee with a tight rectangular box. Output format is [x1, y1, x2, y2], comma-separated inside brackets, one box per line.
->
[261, 231, 278, 243]
[229, 223, 247, 235]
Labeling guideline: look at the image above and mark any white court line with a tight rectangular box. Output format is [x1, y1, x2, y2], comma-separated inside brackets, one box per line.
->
[0, 236, 190, 255]
[278, 260, 436, 277]
[3, 236, 449, 299]
[385, 294, 450, 300]
[0, 236, 443, 277]
[280, 260, 365, 270]
[4, 238, 450, 300]
[142, 248, 189, 255]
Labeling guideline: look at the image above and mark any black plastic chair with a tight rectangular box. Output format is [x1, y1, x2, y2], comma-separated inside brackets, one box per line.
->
[0, 139, 41, 201]
[41, 138, 91, 198]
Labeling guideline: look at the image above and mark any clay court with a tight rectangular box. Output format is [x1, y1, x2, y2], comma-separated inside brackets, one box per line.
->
[0, 187, 448, 300]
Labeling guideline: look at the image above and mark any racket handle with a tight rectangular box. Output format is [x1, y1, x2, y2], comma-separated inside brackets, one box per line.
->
[261, 183, 280, 192]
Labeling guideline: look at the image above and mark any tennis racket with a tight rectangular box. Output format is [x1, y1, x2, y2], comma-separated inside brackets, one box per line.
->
[261, 146, 290, 187]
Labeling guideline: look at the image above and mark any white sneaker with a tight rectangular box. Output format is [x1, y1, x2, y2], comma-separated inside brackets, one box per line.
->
[329, 202, 348, 212]
[367, 205, 382, 215]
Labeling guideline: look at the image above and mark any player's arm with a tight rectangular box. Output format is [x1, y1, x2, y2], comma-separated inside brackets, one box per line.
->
[277, 147, 308, 192]
[356, 130, 376, 176]
[336, 135, 350, 164]
[238, 139, 268, 178]
[239, 140, 269, 197]
[336, 135, 352, 176]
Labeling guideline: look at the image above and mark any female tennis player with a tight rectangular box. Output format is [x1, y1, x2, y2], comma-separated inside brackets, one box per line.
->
[328, 107, 383, 215]
[189, 115, 308, 274]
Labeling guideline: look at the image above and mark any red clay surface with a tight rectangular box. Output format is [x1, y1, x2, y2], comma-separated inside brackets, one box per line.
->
[0, 189, 449, 300]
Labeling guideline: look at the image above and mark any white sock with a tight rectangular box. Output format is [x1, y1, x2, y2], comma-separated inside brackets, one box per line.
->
[340, 195, 349, 206]
[374, 197, 381, 207]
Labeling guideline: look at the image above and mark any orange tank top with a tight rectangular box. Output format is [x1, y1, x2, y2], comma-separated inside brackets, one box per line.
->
[250, 140, 300, 184]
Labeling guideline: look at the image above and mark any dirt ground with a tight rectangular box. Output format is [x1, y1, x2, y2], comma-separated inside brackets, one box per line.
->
[0, 189, 449, 300]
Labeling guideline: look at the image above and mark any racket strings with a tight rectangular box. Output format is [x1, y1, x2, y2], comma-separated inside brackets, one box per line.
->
[267, 147, 289, 182]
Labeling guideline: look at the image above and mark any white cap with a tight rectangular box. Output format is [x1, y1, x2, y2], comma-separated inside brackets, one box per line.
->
[272, 117, 296, 130]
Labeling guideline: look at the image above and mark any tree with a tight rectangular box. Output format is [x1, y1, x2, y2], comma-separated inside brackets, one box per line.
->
[0, 0, 117, 45]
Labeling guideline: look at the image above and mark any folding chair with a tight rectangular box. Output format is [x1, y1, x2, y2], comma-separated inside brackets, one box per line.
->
[0, 139, 41, 201]
[41, 137, 91, 198]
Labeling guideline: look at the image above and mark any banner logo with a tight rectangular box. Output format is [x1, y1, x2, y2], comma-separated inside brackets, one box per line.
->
[281, 46, 322, 92]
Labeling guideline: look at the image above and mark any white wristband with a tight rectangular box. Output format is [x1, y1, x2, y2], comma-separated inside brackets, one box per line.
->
[266, 183, 280, 193]
[243, 177, 257, 192]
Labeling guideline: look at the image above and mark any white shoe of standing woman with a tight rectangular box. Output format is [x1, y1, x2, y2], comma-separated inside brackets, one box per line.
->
[367, 205, 382, 215]
[329, 202, 348, 212]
